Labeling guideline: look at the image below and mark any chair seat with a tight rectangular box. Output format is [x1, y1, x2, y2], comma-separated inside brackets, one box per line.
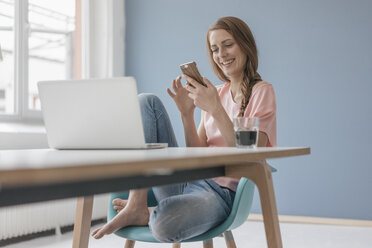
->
[115, 226, 159, 243]
[114, 224, 230, 243]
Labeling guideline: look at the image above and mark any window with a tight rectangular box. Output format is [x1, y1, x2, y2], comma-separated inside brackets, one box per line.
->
[0, 0, 14, 114]
[0, 0, 76, 120]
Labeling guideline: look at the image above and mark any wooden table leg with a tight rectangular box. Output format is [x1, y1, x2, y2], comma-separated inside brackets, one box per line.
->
[226, 162, 282, 248]
[72, 196, 94, 248]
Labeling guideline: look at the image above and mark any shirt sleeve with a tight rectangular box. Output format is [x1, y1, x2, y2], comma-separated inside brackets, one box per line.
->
[244, 83, 277, 147]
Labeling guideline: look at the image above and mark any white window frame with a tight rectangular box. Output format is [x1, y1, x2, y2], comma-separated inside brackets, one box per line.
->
[0, 0, 125, 123]
[0, 0, 28, 121]
[0, 0, 75, 122]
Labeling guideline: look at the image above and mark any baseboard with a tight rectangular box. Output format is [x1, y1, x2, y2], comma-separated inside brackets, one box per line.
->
[248, 214, 372, 227]
[0, 218, 105, 247]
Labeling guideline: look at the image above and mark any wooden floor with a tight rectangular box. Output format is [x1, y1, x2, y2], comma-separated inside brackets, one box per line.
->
[5, 220, 372, 248]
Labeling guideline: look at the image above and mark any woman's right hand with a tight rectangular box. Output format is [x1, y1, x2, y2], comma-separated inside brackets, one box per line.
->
[167, 76, 195, 116]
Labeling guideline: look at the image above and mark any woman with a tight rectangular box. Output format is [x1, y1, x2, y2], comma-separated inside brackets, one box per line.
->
[92, 16, 276, 242]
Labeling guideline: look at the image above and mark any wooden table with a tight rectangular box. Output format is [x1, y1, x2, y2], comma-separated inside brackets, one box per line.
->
[0, 147, 310, 248]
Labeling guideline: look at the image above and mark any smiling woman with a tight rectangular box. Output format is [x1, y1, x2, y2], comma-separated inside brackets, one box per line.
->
[91, 16, 277, 245]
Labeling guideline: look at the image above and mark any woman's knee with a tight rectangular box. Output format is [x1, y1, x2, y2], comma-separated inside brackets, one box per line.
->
[148, 206, 185, 242]
[138, 93, 162, 108]
[149, 193, 228, 242]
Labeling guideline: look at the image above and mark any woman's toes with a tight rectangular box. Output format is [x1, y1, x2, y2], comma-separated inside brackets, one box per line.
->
[91, 224, 116, 239]
[91, 227, 101, 237]
[112, 198, 128, 207]
[114, 206, 124, 212]
[94, 230, 105, 239]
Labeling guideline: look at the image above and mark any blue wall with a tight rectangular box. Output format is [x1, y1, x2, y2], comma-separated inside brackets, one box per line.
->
[125, 0, 372, 220]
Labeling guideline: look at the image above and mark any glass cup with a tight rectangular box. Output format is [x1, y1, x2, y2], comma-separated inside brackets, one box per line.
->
[233, 117, 260, 149]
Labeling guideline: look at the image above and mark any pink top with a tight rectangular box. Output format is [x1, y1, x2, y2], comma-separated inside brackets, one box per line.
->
[203, 81, 277, 191]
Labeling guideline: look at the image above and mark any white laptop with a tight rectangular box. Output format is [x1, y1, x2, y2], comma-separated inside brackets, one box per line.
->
[38, 77, 168, 150]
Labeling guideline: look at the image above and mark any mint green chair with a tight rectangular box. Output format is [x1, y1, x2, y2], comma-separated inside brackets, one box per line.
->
[108, 168, 276, 248]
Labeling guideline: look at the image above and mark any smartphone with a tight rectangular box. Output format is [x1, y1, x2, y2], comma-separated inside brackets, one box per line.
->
[179, 61, 207, 87]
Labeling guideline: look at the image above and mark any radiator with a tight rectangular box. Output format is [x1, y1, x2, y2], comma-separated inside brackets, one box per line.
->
[0, 194, 110, 240]
[0, 131, 110, 240]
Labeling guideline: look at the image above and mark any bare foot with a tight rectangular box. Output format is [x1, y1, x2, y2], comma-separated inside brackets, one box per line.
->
[112, 198, 127, 212]
[92, 204, 150, 239]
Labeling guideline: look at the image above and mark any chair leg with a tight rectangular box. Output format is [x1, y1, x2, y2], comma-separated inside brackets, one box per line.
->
[172, 243, 181, 248]
[223, 231, 237, 248]
[203, 239, 213, 248]
[124, 240, 135, 248]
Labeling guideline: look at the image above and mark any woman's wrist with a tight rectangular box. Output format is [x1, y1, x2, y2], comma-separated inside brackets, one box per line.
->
[180, 110, 195, 121]
[209, 102, 224, 118]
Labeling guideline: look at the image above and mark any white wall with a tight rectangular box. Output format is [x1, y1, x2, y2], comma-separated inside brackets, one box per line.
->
[0, 132, 48, 150]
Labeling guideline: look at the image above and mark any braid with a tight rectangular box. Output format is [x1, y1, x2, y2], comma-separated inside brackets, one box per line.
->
[238, 62, 262, 117]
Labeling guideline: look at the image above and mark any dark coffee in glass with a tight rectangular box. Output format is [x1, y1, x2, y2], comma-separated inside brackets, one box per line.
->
[233, 117, 259, 148]
[235, 130, 258, 147]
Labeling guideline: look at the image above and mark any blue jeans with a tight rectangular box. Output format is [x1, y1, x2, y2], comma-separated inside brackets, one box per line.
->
[138, 93, 235, 242]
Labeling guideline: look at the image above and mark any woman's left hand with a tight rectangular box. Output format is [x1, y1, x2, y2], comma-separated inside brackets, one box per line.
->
[183, 75, 222, 115]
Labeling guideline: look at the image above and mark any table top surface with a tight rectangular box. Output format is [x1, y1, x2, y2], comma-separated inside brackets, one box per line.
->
[0, 147, 310, 187]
